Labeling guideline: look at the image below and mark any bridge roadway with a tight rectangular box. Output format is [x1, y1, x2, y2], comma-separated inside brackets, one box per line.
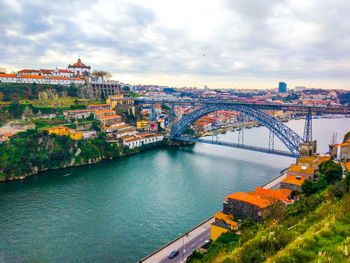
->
[175, 136, 295, 158]
[134, 98, 350, 114]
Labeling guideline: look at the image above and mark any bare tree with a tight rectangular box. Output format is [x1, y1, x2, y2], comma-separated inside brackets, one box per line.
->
[91, 70, 112, 80]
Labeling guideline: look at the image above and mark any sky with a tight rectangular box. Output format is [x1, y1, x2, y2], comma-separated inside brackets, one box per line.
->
[1, 0, 350, 90]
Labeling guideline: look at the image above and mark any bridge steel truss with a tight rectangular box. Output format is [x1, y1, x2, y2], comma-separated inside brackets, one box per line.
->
[170, 104, 304, 158]
[134, 98, 350, 158]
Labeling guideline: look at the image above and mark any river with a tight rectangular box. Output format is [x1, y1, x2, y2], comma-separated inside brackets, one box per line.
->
[0, 118, 349, 263]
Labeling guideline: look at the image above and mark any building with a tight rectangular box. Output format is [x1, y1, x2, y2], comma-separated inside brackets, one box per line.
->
[333, 142, 350, 161]
[210, 211, 238, 241]
[210, 221, 232, 241]
[68, 58, 91, 76]
[69, 130, 83, 140]
[106, 95, 133, 108]
[137, 120, 148, 131]
[280, 176, 306, 191]
[95, 109, 117, 119]
[286, 164, 315, 181]
[87, 104, 111, 111]
[223, 192, 272, 222]
[278, 82, 287, 93]
[45, 126, 69, 136]
[99, 115, 122, 126]
[64, 109, 95, 121]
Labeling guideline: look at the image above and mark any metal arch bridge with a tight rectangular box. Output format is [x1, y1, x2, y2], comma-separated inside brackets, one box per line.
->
[133, 98, 350, 158]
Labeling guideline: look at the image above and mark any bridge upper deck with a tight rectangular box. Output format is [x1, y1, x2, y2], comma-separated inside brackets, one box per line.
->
[133, 98, 350, 114]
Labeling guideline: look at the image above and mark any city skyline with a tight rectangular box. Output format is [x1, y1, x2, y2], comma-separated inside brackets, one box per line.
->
[1, 0, 350, 90]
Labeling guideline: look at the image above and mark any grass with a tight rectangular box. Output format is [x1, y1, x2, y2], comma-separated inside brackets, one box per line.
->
[18, 97, 103, 108]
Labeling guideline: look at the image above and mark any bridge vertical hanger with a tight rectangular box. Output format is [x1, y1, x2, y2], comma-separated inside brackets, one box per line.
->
[237, 114, 244, 145]
[303, 108, 312, 142]
[269, 110, 275, 150]
[170, 104, 175, 138]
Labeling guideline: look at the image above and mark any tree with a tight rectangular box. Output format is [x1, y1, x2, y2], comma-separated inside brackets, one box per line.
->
[91, 70, 112, 80]
[345, 172, 350, 193]
[302, 180, 317, 195]
[324, 166, 342, 184]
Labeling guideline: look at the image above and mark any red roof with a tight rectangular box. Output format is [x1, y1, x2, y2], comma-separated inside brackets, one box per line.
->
[59, 69, 73, 73]
[71, 58, 88, 68]
[40, 69, 53, 74]
[18, 69, 39, 73]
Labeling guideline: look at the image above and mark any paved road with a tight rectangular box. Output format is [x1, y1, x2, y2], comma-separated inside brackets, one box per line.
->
[158, 229, 210, 263]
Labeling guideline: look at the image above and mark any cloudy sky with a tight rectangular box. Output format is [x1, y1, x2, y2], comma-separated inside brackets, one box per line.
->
[1, 0, 349, 89]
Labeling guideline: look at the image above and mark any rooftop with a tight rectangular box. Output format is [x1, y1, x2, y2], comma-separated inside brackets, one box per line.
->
[288, 164, 314, 175]
[282, 176, 306, 186]
[224, 192, 271, 209]
[100, 114, 121, 120]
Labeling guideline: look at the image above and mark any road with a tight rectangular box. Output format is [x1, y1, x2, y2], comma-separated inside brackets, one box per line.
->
[158, 229, 210, 263]
[140, 217, 214, 263]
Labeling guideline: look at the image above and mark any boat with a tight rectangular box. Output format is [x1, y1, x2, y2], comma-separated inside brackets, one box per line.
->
[221, 130, 226, 134]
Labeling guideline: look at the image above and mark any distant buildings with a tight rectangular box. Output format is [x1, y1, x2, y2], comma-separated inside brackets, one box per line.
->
[278, 82, 287, 93]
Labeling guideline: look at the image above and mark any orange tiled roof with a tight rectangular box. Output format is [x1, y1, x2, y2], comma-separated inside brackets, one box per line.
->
[0, 73, 17, 78]
[223, 192, 271, 209]
[345, 162, 350, 172]
[49, 76, 70, 80]
[288, 164, 314, 175]
[21, 75, 45, 79]
[73, 78, 84, 81]
[67, 109, 94, 113]
[253, 187, 292, 203]
[100, 114, 121, 120]
[282, 176, 306, 186]
[334, 143, 350, 148]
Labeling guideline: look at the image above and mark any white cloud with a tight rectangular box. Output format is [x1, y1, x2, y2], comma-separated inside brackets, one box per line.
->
[0, 0, 349, 89]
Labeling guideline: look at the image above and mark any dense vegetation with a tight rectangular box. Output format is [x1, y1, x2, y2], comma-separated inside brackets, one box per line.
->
[0, 129, 120, 181]
[190, 160, 350, 263]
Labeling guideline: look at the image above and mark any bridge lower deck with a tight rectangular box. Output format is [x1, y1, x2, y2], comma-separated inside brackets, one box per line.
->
[174, 136, 296, 158]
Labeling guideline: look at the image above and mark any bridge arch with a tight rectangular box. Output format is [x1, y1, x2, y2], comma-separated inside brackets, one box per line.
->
[170, 104, 304, 157]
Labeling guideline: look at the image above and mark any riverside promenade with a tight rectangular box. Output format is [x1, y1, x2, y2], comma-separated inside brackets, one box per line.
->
[140, 169, 288, 263]
[140, 217, 214, 263]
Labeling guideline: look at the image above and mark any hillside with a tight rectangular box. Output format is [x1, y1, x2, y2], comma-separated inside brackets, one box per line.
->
[189, 176, 350, 263]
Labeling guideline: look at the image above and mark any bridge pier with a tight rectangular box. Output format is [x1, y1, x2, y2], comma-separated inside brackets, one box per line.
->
[303, 108, 312, 142]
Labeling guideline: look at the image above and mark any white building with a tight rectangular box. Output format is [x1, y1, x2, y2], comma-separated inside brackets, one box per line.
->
[68, 58, 91, 76]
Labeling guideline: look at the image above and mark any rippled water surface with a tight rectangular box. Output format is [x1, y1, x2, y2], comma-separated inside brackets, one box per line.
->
[0, 118, 349, 262]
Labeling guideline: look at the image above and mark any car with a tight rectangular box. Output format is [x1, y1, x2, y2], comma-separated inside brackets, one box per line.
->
[168, 250, 179, 259]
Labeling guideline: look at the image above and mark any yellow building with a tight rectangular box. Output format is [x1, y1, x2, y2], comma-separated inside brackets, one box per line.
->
[137, 120, 148, 131]
[69, 130, 83, 140]
[106, 95, 133, 108]
[45, 126, 69, 136]
[210, 212, 238, 241]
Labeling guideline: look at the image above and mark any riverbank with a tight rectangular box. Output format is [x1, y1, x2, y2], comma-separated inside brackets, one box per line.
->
[0, 130, 194, 182]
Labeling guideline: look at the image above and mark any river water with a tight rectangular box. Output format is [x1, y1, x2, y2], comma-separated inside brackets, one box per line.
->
[0, 119, 349, 263]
